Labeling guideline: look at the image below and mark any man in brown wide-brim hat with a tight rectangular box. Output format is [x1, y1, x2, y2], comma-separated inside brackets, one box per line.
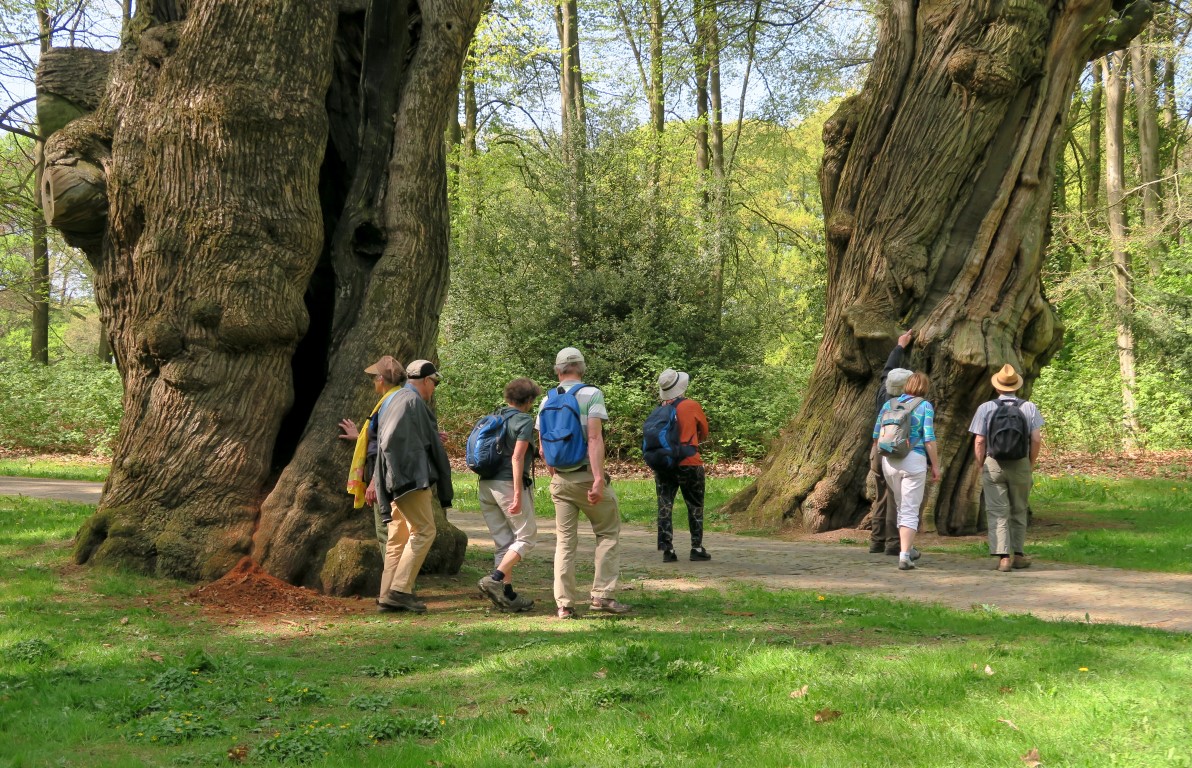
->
[968, 364, 1045, 574]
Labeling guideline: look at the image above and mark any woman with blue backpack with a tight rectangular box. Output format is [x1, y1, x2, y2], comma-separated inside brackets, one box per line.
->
[643, 368, 711, 563]
[472, 377, 543, 612]
[872, 372, 941, 571]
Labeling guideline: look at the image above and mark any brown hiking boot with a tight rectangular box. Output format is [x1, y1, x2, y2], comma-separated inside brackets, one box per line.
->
[590, 597, 631, 615]
[1012, 555, 1032, 570]
[996, 557, 1012, 573]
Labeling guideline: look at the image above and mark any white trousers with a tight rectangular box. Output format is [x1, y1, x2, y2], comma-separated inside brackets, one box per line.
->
[881, 452, 927, 532]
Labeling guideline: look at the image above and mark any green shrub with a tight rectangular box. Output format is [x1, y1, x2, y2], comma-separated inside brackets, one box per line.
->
[0, 358, 121, 454]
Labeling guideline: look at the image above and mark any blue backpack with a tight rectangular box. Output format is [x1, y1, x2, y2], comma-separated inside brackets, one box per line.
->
[539, 384, 590, 468]
[642, 397, 695, 471]
[465, 411, 509, 479]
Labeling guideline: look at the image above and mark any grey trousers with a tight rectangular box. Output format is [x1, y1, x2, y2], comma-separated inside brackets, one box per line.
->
[983, 457, 1033, 556]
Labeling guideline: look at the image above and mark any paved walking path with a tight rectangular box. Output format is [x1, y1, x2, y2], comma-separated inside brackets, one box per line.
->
[4, 477, 1189, 632]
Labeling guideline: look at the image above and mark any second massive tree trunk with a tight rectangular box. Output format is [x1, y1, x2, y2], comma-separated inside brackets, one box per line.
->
[725, 0, 1151, 534]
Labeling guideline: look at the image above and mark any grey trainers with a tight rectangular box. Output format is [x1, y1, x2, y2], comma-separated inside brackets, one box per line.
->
[898, 558, 916, 571]
[590, 597, 631, 615]
[380, 590, 427, 613]
[908, 547, 921, 561]
[505, 594, 535, 613]
[478, 577, 511, 609]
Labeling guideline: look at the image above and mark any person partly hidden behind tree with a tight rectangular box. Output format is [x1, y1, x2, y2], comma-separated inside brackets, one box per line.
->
[873, 372, 941, 571]
[374, 360, 454, 614]
[869, 329, 916, 556]
[342, 355, 406, 551]
[968, 364, 1045, 573]
[643, 368, 711, 563]
[537, 347, 630, 619]
[474, 377, 543, 613]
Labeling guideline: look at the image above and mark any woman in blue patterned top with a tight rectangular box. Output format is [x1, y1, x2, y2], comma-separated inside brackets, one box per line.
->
[871, 372, 941, 571]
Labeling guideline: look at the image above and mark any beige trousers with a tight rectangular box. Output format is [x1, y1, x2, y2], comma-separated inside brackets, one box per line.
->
[378, 488, 437, 597]
[549, 468, 620, 607]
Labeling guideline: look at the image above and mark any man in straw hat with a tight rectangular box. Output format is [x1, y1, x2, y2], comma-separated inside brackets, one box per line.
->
[968, 364, 1045, 573]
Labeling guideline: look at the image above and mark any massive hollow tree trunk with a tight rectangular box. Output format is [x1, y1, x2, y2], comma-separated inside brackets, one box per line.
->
[725, 0, 1152, 534]
[254, 0, 482, 595]
[40, 0, 484, 593]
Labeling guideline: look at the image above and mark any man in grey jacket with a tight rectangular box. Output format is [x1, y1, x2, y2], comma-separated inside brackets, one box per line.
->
[375, 360, 454, 613]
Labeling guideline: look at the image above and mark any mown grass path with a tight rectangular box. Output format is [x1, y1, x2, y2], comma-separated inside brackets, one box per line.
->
[4, 476, 1188, 633]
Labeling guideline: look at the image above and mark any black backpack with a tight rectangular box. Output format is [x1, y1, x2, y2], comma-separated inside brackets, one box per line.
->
[642, 398, 696, 471]
[986, 397, 1031, 460]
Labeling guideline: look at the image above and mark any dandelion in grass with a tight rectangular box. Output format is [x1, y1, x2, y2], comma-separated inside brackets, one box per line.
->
[817, 595, 826, 601]
[1079, 667, 1089, 672]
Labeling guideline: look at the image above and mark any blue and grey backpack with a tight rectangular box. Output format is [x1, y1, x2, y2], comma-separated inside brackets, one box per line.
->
[465, 411, 510, 478]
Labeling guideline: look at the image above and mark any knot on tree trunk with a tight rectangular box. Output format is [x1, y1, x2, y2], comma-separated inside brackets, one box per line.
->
[41, 114, 111, 254]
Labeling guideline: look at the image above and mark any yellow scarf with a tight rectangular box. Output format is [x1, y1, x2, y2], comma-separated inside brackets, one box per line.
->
[346, 387, 399, 508]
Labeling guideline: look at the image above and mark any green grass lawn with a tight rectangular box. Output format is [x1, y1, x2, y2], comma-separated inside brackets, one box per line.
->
[1, 495, 1191, 767]
[0, 455, 110, 482]
[926, 476, 1192, 573]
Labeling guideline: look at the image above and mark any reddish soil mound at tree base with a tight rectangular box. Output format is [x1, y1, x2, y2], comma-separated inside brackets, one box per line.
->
[188, 557, 360, 617]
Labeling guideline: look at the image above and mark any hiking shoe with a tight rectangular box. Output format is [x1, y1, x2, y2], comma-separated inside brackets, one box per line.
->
[505, 594, 535, 613]
[381, 590, 427, 614]
[868, 541, 886, 554]
[908, 547, 921, 562]
[478, 576, 511, 609]
[996, 557, 1012, 573]
[898, 558, 916, 571]
[556, 606, 575, 620]
[1012, 555, 1032, 570]
[590, 597, 632, 615]
[690, 547, 712, 561]
[376, 600, 401, 614]
[662, 549, 678, 563]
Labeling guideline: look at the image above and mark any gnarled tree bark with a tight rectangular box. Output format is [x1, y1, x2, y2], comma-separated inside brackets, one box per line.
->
[42, 0, 484, 593]
[725, 0, 1152, 534]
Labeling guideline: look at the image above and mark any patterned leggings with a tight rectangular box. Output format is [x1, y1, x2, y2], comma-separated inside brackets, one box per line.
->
[655, 465, 706, 551]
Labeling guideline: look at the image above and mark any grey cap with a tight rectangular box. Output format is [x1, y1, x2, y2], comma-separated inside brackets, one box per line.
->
[555, 347, 585, 366]
[886, 368, 913, 396]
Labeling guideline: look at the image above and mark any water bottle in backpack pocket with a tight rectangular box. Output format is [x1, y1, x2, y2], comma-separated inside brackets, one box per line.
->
[465, 411, 510, 479]
[986, 398, 1031, 460]
[538, 384, 590, 468]
[877, 397, 924, 458]
[642, 398, 694, 471]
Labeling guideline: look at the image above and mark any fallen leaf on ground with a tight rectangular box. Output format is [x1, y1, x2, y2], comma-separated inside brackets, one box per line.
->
[985, 665, 995, 676]
[119, 617, 129, 625]
[814, 708, 842, 723]
[790, 685, 809, 699]
[998, 686, 1014, 694]
[593, 669, 607, 679]
[997, 718, 1019, 731]
[1021, 747, 1043, 766]
[227, 745, 249, 762]
[511, 708, 529, 716]
[723, 611, 755, 616]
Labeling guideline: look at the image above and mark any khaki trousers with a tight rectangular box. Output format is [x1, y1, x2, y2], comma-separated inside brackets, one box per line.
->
[378, 488, 436, 597]
[549, 468, 620, 608]
[982, 457, 1033, 556]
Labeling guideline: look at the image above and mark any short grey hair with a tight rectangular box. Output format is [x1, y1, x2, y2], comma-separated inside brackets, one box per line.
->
[555, 361, 587, 377]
